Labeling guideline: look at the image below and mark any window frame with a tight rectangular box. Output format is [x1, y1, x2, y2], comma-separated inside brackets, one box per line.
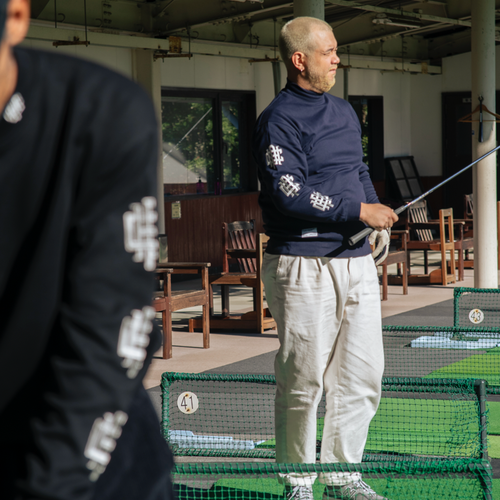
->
[348, 95, 385, 182]
[160, 87, 258, 199]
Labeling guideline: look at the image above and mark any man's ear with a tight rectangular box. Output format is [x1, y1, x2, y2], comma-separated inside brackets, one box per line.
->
[291, 52, 307, 73]
[5, 0, 30, 47]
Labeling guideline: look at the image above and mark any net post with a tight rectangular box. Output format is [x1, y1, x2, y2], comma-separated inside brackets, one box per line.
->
[469, 460, 494, 500]
[161, 372, 173, 441]
[473, 379, 488, 461]
[453, 287, 461, 327]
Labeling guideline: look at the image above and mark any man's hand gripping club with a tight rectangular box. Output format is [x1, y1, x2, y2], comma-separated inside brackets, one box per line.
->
[360, 203, 399, 265]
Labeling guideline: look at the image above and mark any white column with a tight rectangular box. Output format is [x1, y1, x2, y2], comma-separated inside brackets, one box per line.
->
[294, 0, 324, 19]
[471, 0, 497, 288]
[132, 49, 165, 233]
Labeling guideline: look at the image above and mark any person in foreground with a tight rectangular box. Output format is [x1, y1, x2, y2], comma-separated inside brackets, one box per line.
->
[252, 16, 397, 500]
[0, 0, 174, 498]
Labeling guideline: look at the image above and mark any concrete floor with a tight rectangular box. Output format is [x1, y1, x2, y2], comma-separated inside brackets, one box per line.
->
[144, 252, 479, 389]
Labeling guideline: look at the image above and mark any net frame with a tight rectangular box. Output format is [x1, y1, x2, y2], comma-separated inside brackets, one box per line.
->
[383, 325, 500, 395]
[162, 373, 488, 462]
[171, 459, 493, 500]
[454, 287, 500, 330]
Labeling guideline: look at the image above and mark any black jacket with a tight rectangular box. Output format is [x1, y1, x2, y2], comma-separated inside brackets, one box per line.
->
[0, 48, 172, 500]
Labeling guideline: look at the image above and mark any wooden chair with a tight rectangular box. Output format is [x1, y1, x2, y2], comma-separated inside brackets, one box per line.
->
[189, 232, 276, 333]
[153, 262, 211, 359]
[211, 220, 257, 318]
[379, 230, 408, 301]
[405, 205, 466, 285]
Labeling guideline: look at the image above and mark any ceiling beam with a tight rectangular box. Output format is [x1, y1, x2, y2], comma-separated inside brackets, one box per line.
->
[164, 0, 292, 33]
[325, 0, 473, 27]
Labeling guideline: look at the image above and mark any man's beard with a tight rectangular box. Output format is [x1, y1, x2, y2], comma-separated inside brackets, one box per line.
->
[304, 67, 336, 94]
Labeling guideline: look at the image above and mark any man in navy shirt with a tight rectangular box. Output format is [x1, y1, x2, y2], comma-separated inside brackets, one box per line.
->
[253, 16, 397, 500]
[0, 0, 173, 498]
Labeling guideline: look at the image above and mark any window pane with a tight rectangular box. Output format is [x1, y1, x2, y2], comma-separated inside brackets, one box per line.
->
[397, 179, 411, 199]
[161, 97, 214, 196]
[222, 101, 245, 191]
[389, 160, 404, 179]
[349, 98, 369, 164]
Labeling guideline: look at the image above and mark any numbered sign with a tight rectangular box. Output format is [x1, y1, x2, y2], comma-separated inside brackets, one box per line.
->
[177, 392, 199, 414]
[469, 308, 484, 325]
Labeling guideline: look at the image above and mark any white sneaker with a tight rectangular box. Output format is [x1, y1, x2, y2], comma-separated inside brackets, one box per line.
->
[285, 485, 315, 500]
[323, 480, 388, 499]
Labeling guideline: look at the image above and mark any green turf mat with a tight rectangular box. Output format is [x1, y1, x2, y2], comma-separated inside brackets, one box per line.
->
[210, 477, 484, 500]
[489, 436, 500, 459]
[489, 402, 500, 434]
[493, 478, 500, 500]
[257, 398, 481, 458]
[365, 398, 480, 457]
[425, 353, 500, 387]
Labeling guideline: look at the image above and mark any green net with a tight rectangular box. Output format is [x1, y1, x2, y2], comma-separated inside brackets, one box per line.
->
[383, 326, 500, 394]
[454, 287, 500, 330]
[172, 461, 493, 500]
[161, 374, 487, 461]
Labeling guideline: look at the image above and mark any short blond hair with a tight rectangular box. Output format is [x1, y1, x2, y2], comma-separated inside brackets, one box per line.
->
[279, 17, 333, 66]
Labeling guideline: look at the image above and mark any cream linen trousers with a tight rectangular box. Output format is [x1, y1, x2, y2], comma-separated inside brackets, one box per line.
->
[262, 253, 384, 487]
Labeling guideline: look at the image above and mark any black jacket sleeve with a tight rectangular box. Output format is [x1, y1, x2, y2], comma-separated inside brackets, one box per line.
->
[20, 76, 162, 499]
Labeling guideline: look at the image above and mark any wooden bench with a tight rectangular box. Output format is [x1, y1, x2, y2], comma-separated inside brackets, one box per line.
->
[153, 262, 210, 359]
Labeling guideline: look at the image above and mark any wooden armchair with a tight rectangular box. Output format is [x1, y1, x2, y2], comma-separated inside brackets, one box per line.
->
[211, 220, 257, 317]
[189, 231, 276, 333]
[405, 204, 470, 285]
[153, 262, 210, 359]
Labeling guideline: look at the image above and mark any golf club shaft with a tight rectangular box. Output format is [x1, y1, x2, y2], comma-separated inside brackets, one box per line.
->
[348, 144, 500, 247]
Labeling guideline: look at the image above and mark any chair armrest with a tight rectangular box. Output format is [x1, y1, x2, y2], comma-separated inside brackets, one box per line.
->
[155, 268, 174, 275]
[157, 262, 211, 275]
[158, 262, 211, 268]
[390, 230, 408, 250]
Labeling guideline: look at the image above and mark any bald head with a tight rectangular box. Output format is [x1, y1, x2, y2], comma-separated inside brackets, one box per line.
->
[279, 17, 333, 70]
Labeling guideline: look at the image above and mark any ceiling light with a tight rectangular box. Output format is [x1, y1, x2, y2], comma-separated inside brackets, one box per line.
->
[229, 0, 264, 3]
[373, 13, 421, 29]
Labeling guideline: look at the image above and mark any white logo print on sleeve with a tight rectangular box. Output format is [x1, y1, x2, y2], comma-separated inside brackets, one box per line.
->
[3, 93, 25, 124]
[279, 174, 301, 198]
[84, 411, 128, 481]
[117, 306, 155, 379]
[266, 145, 285, 169]
[310, 192, 334, 211]
[123, 196, 159, 271]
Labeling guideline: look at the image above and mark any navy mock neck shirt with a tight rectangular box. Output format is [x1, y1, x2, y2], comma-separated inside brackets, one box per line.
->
[253, 80, 378, 258]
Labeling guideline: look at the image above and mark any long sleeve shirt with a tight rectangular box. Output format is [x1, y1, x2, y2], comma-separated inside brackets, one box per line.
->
[253, 80, 379, 258]
[0, 47, 166, 499]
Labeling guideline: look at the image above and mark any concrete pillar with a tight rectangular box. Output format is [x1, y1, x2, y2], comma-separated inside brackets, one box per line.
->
[132, 49, 165, 233]
[294, 0, 324, 19]
[471, 0, 497, 288]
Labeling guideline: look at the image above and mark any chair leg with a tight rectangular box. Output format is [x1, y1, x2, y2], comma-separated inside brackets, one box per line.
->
[402, 259, 408, 295]
[162, 309, 172, 360]
[221, 285, 229, 317]
[382, 263, 388, 301]
[202, 300, 210, 349]
[424, 251, 428, 275]
[209, 284, 215, 317]
[457, 248, 464, 281]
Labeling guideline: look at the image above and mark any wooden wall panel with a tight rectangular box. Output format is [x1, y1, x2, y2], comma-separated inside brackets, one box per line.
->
[163, 192, 263, 268]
